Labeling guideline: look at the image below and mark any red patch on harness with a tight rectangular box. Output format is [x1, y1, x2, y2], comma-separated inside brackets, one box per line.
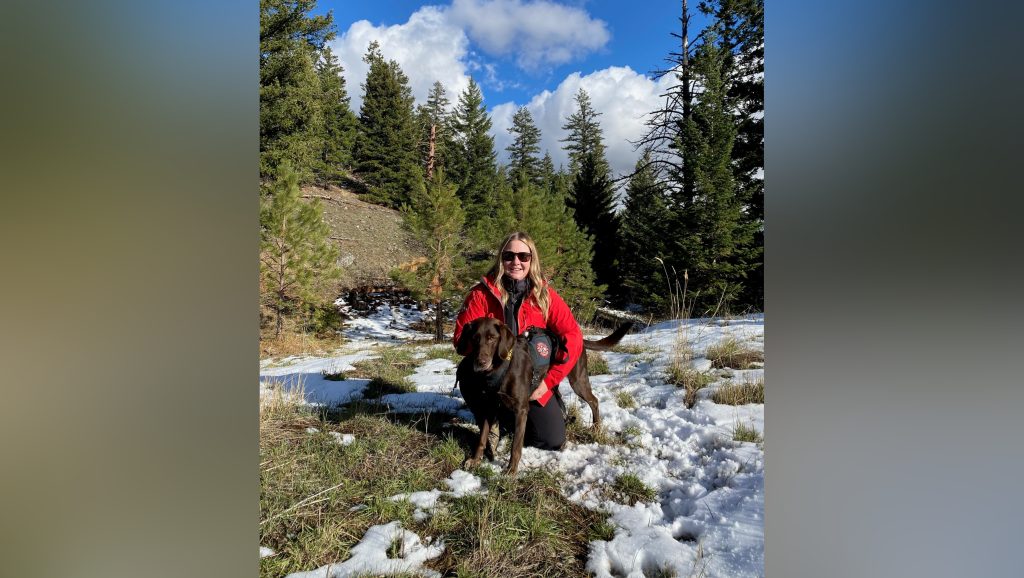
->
[535, 342, 550, 358]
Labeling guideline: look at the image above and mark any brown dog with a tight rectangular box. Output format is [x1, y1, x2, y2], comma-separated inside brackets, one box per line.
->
[456, 317, 632, 475]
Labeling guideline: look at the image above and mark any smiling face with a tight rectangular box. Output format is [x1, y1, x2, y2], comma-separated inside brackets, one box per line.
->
[501, 239, 532, 281]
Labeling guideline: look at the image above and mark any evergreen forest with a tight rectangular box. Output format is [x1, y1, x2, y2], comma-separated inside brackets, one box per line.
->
[259, 0, 764, 338]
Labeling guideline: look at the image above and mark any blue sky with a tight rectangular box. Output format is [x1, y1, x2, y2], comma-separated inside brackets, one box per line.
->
[315, 0, 711, 178]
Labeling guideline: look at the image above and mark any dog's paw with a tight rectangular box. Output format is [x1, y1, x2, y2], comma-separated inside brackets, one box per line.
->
[464, 457, 481, 469]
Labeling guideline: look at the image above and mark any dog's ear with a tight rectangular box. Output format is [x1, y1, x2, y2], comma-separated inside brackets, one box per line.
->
[497, 323, 516, 361]
[456, 320, 477, 355]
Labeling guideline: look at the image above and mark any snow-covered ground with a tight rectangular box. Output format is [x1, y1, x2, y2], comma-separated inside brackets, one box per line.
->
[260, 303, 765, 577]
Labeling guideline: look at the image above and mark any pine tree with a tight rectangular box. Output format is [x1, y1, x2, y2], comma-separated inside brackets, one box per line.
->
[259, 0, 335, 182]
[568, 152, 621, 292]
[672, 29, 757, 314]
[505, 106, 544, 187]
[415, 81, 455, 179]
[560, 89, 609, 177]
[316, 45, 357, 182]
[354, 41, 422, 208]
[260, 161, 341, 338]
[699, 0, 764, 309]
[618, 150, 671, 311]
[449, 78, 498, 226]
[396, 170, 466, 341]
[493, 171, 604, 319]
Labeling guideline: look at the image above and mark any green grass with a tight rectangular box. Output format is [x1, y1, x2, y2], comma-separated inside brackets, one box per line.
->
[424, 345, 462, 364]
[348, 347, 419, 397]
[426, 467, 610, 577]
[260, 407, 447, 577]
[705, 337, 764, 369]
[622, 425, 643, 438]
[611, 473, 657, 505]
[320, 369, 346, 381]
[711, 377, 764, 405]
[260, 399, 613, 578]
[615, 390, 637, 409]
[732, 421, 763, 443]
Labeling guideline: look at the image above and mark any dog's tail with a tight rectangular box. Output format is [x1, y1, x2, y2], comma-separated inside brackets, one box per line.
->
[583, 322, 634, 351]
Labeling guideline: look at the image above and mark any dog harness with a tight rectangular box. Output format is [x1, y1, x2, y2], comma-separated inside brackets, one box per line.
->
[476, 329, 557, 391]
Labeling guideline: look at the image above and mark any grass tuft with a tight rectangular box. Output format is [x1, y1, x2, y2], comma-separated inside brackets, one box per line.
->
[615, 391, 637, 409]
[427, 467, 611, 578]
[260, 329, 343, 360]
[732, 421, 763, 443]
[611, 343, 654, 355]
[664, 365, 714, 408]
[423, 346, 462, 364]
[564, 405, 619, 446]
[261, 402, 614, 578]
[711, 377, 764, 405]
[348, 347, 418, 397]
[705, 336, 764, 369]
[611, 473, 657, 505]
[587, 351, 610, 375]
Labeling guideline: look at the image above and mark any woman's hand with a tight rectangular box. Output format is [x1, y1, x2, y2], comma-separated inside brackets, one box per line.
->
[529, 383, 546, 401]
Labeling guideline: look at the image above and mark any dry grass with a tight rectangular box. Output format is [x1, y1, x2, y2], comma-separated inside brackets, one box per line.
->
[616, 391, 637, 409]
[664, 365, 714, 408]
[260, 408, 455, 577]
[564, 405, 619, 446]
[705, 336, 764, 369]
[427, 467, 612, 578]
[260, 329, 344, 360]
[611, 343, 655, 355]
[588, 351, 611, 375]
[711, 377, 764, 405]
[260, 395, 613, 578]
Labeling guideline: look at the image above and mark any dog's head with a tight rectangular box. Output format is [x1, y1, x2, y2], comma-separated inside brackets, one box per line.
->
[456, 317, 516, 372]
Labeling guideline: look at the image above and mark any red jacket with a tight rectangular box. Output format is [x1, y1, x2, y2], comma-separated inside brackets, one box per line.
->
[452, 275, 583, 407]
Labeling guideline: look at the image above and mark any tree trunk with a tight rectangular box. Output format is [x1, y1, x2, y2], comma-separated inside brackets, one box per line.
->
[434, 298, 444, 342]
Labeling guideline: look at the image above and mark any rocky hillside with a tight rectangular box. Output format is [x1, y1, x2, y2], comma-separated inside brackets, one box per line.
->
[301, 184, 425, 290]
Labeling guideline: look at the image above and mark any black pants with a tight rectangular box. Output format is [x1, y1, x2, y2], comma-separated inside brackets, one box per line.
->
[498, 393, 566, 451]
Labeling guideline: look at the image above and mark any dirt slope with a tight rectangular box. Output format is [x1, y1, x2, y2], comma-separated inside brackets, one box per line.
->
[302, 184, 425, 289]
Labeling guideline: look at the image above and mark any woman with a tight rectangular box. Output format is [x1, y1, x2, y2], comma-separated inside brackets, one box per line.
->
[452, 231, 583, 450]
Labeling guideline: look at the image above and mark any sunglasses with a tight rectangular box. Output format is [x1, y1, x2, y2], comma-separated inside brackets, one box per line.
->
[501, 251, 532, 263]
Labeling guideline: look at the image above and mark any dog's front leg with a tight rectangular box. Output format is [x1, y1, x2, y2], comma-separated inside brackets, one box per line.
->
[466, 418, 491, 469]
[505, 406, 528, 476]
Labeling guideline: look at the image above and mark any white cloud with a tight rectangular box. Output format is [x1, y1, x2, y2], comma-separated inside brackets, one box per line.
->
[330, 6, 473, 113]
[330, 7, 676, 185]
[492, 66, 676, 181]
[448, 0, 610, 70]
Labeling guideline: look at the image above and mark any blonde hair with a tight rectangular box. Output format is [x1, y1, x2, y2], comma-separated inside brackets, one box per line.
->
[489, 231, 550, 320]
